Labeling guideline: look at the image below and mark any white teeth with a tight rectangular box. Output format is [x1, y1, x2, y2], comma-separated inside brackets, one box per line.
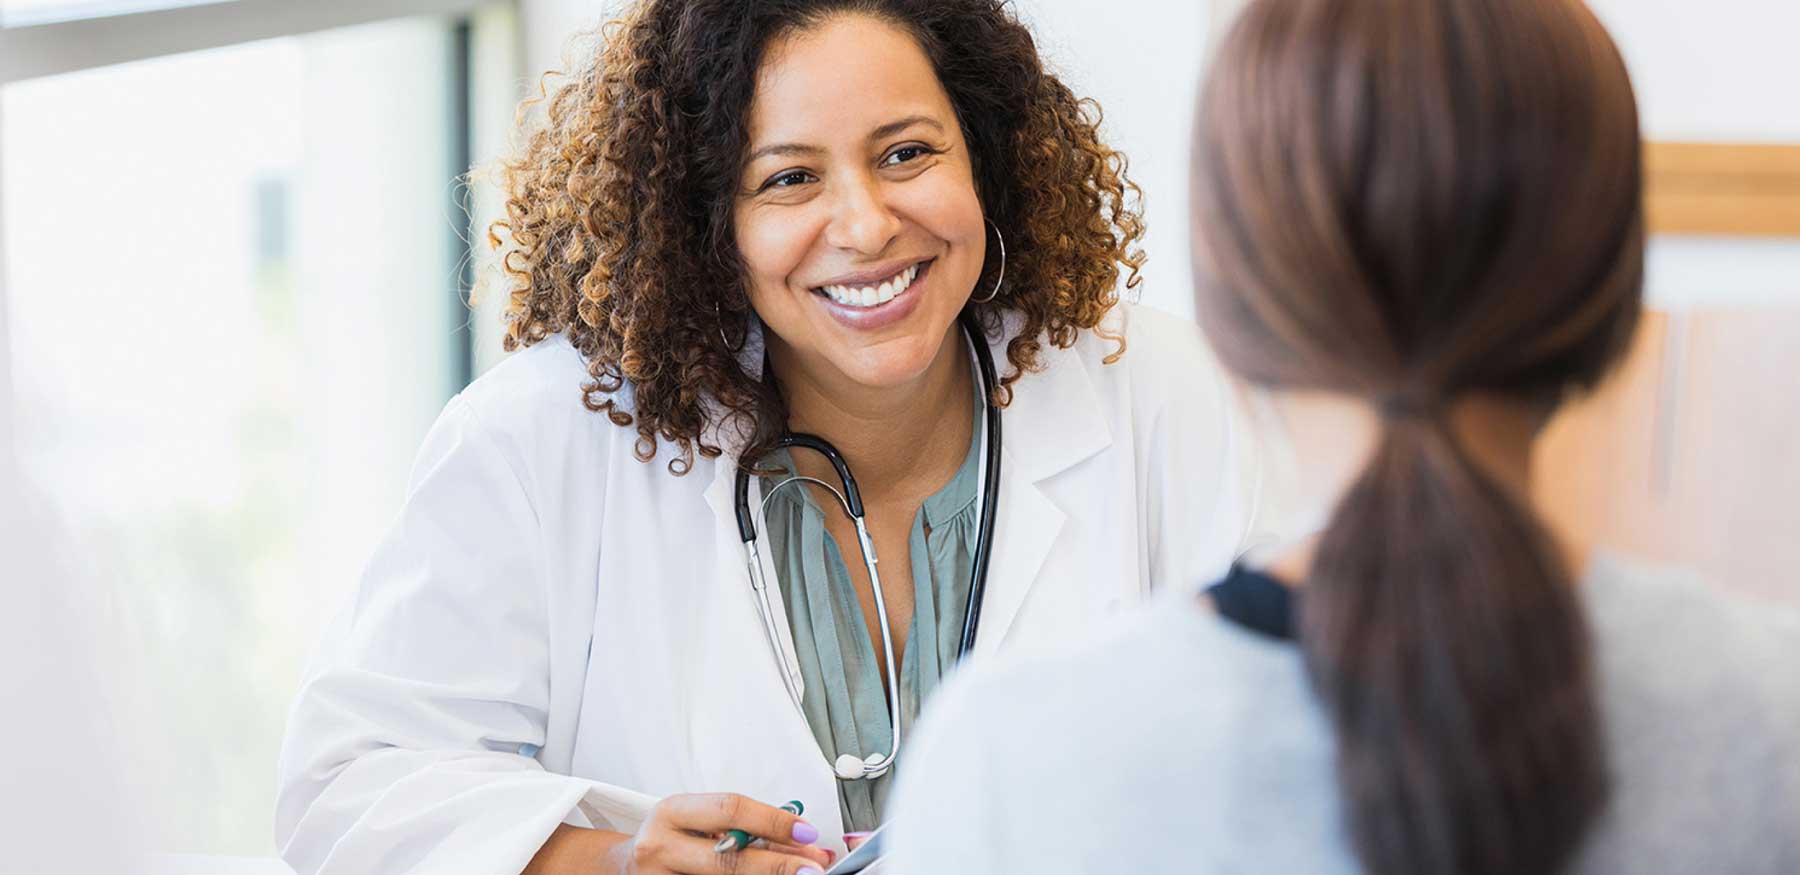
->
[819, 263, 920, 308]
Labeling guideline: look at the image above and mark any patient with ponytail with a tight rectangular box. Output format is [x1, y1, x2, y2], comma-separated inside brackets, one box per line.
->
[884, 1, 1800, 872]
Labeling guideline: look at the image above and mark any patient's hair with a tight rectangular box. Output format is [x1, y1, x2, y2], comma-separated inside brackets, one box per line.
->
[1191, 1, 1643, 873]
[488, 0, 1144, 473]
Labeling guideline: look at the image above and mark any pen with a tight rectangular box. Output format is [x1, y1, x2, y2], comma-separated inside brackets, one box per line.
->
[713, 799, 804, 853]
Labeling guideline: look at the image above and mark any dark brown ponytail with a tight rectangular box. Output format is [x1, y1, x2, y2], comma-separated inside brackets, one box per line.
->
[1190, 1, 1644, 873]
[1309, 414, 1608, 873]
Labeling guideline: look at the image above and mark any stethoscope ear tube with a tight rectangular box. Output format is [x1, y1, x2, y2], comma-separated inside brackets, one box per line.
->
[733, 466, 757, 542]
[956, 312, 1003, 658]
[774, 434, 865, 519]
[734, 437, 867, 544]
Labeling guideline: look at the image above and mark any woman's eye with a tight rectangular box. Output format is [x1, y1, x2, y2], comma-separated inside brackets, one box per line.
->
[765, 171, 814, 190]
[883, 145, 932, 166]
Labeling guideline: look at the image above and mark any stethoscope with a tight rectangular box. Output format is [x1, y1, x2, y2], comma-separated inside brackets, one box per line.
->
[732, 312, 1002, 781]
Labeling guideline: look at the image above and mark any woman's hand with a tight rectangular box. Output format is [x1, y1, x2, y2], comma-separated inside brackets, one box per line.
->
[606, 793, 833, 875]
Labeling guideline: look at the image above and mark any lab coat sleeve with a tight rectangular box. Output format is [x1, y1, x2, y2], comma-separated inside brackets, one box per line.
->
[1133, 308, 1258, 589]
[275, 397, 639, 875]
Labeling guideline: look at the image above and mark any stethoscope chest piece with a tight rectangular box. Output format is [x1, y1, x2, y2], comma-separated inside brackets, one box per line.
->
[835, 751, 891, 780]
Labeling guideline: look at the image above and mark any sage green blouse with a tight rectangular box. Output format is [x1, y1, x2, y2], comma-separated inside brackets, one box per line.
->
[759, 409, 982, 832]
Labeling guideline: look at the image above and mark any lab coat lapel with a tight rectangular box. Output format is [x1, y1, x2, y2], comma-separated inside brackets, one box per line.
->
[696, 315, 807, 717]
[691, 321, 847, 840]
[967, 318, 1112, 656]
[969, 451, 1066, 657]
[695, 453, 842, 836]
[699, 454, 806, 699]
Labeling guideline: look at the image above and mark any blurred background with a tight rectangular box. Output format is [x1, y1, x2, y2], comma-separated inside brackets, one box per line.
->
[0, 0, 1795, 870]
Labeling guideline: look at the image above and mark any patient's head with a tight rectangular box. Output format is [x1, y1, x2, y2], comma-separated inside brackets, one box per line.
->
[1192, 0, 1642, 411]
[1189, 1, 1642, 873]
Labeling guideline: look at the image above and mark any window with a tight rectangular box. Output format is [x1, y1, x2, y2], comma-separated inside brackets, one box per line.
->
[1, 2, 516, 855]
[0, 0, 230, 27]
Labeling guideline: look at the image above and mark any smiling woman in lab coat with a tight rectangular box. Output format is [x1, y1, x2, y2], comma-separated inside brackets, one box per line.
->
[274, 1, 1247, 873]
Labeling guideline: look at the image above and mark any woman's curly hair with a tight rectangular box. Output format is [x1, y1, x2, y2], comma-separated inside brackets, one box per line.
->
[491, 0, 1145, 474]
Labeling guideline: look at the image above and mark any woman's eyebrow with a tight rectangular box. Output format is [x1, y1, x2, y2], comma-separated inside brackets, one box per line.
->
[743, 115, 945, 166]
[745, 142, 826, 164]
[868, 115, 943, 142]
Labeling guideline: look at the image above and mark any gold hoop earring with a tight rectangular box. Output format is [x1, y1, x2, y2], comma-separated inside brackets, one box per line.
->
[715, 302, 738, 352]
[970, 218, 1006, 304]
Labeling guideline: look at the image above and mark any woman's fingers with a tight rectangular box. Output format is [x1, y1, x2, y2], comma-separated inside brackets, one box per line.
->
[634, 792, 829, 874]
[668, 840, 825, 875]
[661, 793, 818, 848]
[761, 841, 833, 868]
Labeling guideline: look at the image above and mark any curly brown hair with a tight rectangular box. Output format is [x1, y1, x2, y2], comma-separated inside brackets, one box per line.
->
[490, 0, 1145, 473]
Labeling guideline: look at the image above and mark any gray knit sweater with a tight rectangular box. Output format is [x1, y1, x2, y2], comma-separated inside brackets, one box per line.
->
[886, 554, 1800, 874]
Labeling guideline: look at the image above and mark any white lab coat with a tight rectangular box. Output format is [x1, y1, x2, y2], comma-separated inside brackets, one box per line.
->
[274, 303, 1250, 875]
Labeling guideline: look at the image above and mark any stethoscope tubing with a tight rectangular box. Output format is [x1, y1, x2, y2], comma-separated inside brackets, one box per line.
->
[732, 313, 1002, 781]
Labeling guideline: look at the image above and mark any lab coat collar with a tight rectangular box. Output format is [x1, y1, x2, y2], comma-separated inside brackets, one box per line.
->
[979, 308, 1114, 480]
[960, 308, 1113, 654]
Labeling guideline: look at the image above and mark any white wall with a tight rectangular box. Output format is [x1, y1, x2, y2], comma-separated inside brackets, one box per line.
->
[513, 0, 1800, 313]
[1585, 0, 1800, 309]
[1588, 0, 1800, 143]
[1045, 0, 1800, 311]
[1013, 0, 1212, 318]
[519, 0, 611, 87]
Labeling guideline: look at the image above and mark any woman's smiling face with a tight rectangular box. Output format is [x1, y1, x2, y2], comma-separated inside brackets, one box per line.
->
[733, 13, 987, 393]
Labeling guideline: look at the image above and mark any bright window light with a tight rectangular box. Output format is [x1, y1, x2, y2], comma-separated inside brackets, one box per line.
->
[2, 17, 465, 854]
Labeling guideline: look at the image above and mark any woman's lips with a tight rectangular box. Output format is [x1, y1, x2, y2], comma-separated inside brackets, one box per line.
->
[813, 258, 933, 332]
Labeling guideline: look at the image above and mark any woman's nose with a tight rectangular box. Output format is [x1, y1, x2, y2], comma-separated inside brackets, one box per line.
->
[824, 176, 903, 255]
